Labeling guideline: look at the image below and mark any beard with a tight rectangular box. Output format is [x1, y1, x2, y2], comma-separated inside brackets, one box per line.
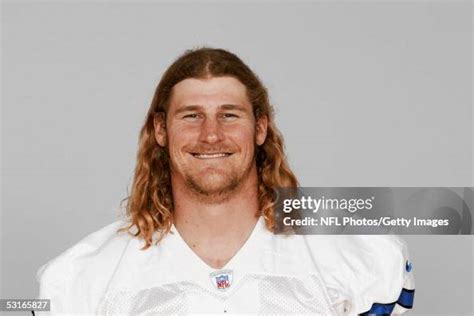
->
[168, 141, 257, 202]
[176, 156, 255, 202]
[185, 168, 243, 197]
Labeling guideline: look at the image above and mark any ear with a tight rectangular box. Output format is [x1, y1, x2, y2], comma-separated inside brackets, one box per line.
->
[255, 114, 268, 146]
[153, 113, 167, 147]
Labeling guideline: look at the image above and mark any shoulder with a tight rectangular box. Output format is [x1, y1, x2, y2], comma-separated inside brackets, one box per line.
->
[36, 220, 131, 281]
[303, 234, 409, 272]
[36, 220, 134, 313]
[302, 234, 415, 314]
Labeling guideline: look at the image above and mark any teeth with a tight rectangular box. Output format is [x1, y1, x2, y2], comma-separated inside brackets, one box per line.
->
[193, 153, 230, 159]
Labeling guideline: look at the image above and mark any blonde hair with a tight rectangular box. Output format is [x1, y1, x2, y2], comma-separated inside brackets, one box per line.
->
[120, 48, 298, 249]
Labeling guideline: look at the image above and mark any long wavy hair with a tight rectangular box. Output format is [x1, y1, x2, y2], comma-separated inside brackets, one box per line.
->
[120, 47, 298, 249]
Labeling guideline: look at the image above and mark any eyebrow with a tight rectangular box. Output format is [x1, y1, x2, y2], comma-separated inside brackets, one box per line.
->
[174, 105, 202, 115]
[173, 104, 248, 114]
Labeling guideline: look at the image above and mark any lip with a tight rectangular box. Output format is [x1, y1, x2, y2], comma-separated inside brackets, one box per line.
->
[190, 152, 233, 159]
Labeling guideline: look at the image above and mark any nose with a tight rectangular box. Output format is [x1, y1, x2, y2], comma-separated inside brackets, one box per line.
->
[198, 117, 224, 144]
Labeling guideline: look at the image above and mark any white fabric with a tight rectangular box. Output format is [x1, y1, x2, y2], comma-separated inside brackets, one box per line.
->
[36, 217, 415, 315]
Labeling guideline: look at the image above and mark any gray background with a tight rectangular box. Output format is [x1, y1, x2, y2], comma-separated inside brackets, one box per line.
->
[1, 1, 473, 315]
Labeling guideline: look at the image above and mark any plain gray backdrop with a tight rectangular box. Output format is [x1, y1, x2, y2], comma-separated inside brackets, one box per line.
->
[1, 1, 473, 315]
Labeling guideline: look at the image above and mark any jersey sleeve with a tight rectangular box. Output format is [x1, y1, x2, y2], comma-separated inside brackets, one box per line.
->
[35, 253, 75, 315]
[347, 235, 415, 315]
[303, 233, 415, 315]
[35, 220, 130, 315]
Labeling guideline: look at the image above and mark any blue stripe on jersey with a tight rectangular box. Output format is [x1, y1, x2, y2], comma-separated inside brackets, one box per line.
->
[359, 288, 415, 316]
[397, 288, 415, 308]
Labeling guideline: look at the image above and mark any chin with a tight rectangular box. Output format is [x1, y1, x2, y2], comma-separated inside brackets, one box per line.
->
[186, 174, 240, 196]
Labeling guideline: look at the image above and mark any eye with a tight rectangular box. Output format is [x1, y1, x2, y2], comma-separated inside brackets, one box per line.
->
[220, 113, 239, 120]
[183, 113, 201, 120]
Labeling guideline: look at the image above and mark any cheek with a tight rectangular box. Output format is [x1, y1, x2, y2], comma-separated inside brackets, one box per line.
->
[167, 129, 196, 156]
[227, 128, 256, 154]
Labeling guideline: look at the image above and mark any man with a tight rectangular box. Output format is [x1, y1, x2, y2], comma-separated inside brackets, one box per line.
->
[37, 48, 415, 315]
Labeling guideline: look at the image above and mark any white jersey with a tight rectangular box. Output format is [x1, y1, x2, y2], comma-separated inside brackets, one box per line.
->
[36, 217, 415, 315]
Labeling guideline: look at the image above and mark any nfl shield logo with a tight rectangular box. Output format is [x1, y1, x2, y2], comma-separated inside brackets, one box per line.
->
[209, 269, 233, 291]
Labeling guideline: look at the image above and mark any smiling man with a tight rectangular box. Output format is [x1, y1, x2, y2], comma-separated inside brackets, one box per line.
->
[37, 48, 415, 315]
[154, 75, 269, 270]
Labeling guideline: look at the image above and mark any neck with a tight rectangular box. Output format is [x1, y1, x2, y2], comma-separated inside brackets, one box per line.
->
[170, 165, 260, 268]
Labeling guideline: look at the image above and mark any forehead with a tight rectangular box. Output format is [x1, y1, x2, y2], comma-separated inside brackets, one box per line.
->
[169, 76, 250, 111]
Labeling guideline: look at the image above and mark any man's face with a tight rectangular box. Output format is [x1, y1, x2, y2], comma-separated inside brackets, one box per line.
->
[154, 76, 267, 197]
